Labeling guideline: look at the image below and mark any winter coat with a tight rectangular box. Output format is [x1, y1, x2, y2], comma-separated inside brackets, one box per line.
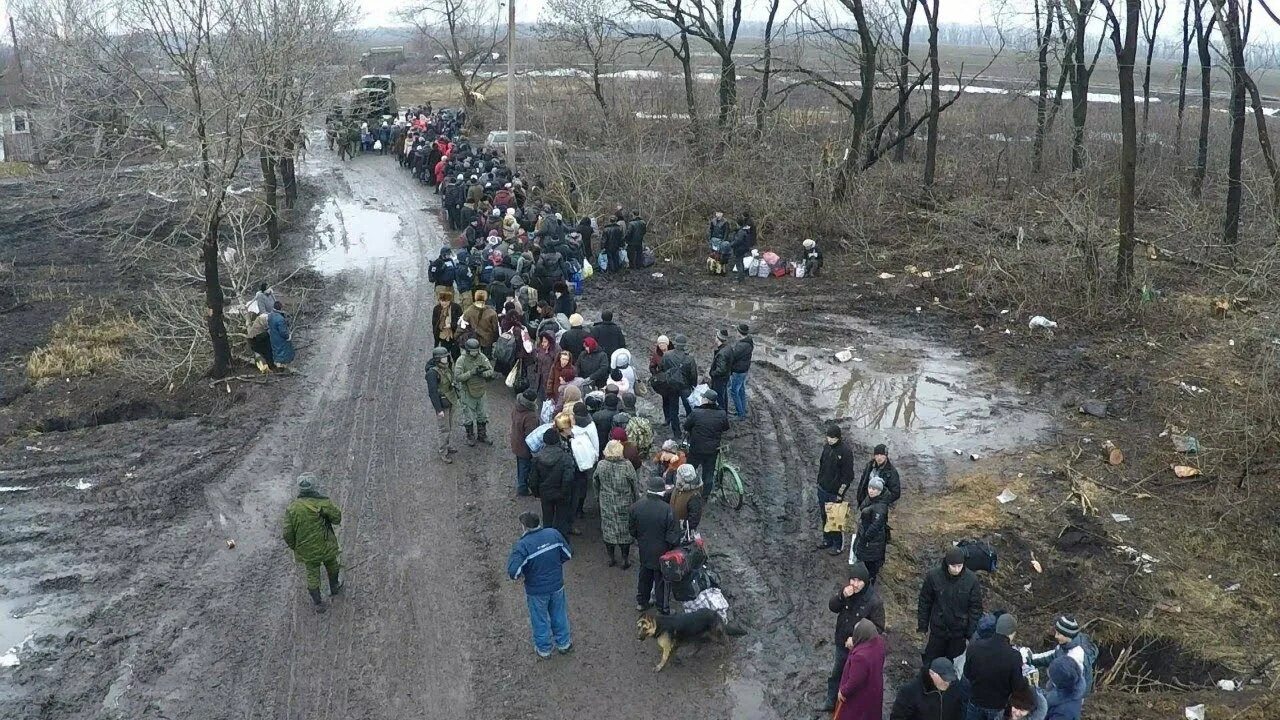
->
[560, 327, 590, 359]
[453, 350, 495, 398]
[529, 338, 558, 400]
[547, 361, 576, 399]
[594, 458, 638, 544]
[283, 494, 342, 564]
[1044, 658, 1085, 720]
[425, 360, 457, 412]
[726, 335, 753, 373]
[656, 348, 698, 396]
[707, 217, 731, 242]
[575, 348, 610, 388]
[818, 438, 858, 496]
[837, 634, 887, 720]
[268, 312, 295, 364]
[669, 474, 704, 531]
[682, 404, 730, 457]
[554, 292, 576, 318]
[462, 304, 500, 348]
[611, 349, 637, 389]
[730, 227, 755, 256]
[528, 440, 574, 501]
[602, 223, 626, 253]
[648, 345, 665, 378]
[709, 343, 732, 380]
[510, 393, 541, 459]
[590, 320, 627, 357]
[487, 281, 512, 311]
[830, 584, 886, 646]
[918, 561, 983, 638]
[889, 668, 969, 720]
[853, 499, 889, 563]
[592, 408, 618, 452]
[628, 494, 680, 569]
[506, 526, 571, 596]
[964, 633, 1025, 710]
[626, 217, 647, 247]
[858, 459, 902, 506]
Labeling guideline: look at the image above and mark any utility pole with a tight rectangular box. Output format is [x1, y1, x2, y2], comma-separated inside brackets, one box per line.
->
[506, 0, 516, 169]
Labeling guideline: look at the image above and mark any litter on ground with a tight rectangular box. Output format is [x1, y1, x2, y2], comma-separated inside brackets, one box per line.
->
[1028, 316, 1058, 329]
[1110, 513, 1131, 522]
[996, 488, 1018, 504]
[1117, 545, 1159, 573]
[1171, 465, 1201, 478]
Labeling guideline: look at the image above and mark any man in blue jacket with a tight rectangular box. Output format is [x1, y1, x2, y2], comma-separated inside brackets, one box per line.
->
[506, 511, 574, 658]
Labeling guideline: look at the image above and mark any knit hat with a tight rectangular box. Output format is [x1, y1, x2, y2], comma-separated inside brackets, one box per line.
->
[867, 477, 885, 493]
[944, 547, 966, 566]
[646, 475, 667, 493]
[825, 423, 842, 439]
[543, 427, 561, 444]
[584, 337, 598, 351]
[609, 427, 627, 442]
[521, 388, 538, 403]
[604, 394, 619, 409]
[621, 392, 637, 411]
[848, 562, 869, 582]
[803, 238, 816, 249]
[672, 333, 688, 348]
[569, 313, 584, 327]
[737, 323, 749, 336]
[929, 657, 958, 683]
[662, 439, 678, 452]
[573, 401, 590, 418]
[995, 613, 1017, 637]
[657, 334, 669, 346]
[717, 328, 729, 341]
[519, 511, 541, 529]
[297, 472, 318, 492]
[601, 310, 613, 321]
[702, 389, 719, 404]
[1055, 615, 1081, 639]
[873, 443, 888, 456]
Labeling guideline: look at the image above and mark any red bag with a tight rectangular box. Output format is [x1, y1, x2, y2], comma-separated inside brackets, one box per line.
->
[770, 265, 787, 278]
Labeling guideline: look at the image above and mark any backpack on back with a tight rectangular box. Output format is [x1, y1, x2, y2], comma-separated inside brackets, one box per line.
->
[1078, 633, 1099, 695]
[659, 539, 706, 582]
[956, 538, 998, 573]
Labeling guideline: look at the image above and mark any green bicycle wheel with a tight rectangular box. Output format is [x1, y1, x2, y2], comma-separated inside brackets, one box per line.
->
[716, 465, 745, 510]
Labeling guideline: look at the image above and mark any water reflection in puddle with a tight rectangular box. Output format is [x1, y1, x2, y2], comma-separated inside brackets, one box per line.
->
[308, 198, 403, 273]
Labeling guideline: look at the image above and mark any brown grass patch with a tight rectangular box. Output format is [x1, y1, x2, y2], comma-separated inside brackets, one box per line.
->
[26, 304, 139, 381]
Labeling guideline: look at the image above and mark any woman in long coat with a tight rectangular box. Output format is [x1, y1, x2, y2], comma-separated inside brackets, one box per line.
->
[528, 332, 558, 402]
[835, 619, 887, 720]
[594, 439, 638, 569]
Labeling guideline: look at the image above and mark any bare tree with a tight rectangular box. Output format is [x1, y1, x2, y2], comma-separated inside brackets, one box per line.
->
[1100, 0, 1140, 290]
[1062, 0, 1107, 172]
[895, 0, 919, 162]
[753, 0, 784, 139]
[1192, 0, 1216, 197]
[1209, 0, 1247, 253]
[1033, 0, 1059, 173]
[629, 0, 743, 131]
[401, 0, 505, 119]
[626, 15, 705, 154]
[920, 0, 941, 188]
[1139, 0, 1166, 144]
[540, 0, 628, 113]
[1176, 0, 1193, 151]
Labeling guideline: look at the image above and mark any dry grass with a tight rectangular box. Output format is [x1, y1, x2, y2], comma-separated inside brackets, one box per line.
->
[26, 304, 139, 381]
[0, 161, 34, 178]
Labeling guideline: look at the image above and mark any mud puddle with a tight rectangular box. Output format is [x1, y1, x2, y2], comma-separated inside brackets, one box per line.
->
[308, 197, 404, 273]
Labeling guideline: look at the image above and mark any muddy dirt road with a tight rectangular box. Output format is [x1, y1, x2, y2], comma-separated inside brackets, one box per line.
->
[0, 145, 1052, 719]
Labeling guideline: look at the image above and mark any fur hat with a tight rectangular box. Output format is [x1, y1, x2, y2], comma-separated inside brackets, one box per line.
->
[646, 475, 667, 493]
[604, 439, 625, 460]
[474, 289, 489, 303]
[569, 313, 584, 327]
[674, 463, 701, 491]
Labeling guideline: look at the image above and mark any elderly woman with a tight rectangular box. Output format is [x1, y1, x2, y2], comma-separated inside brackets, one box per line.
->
[669, 463, 704, 534]
[594, 439, 638, 569]
[836, 619, 887, 720]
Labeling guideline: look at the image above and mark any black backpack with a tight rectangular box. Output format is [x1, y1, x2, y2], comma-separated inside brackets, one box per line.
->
[956, 539, 998, 573]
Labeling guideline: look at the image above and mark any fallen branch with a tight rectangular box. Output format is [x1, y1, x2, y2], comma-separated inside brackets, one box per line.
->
[0, 301, 31, 315]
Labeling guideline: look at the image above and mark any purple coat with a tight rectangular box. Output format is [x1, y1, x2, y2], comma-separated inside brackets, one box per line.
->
[837, 635, 886, 720]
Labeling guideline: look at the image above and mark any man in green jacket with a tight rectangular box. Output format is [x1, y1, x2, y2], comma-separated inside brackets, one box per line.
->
[454, 337, 496, 446]
[283, 473, 343, 613]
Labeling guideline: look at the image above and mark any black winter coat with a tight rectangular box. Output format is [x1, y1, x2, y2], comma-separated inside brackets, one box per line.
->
[853, 499, 889, 563]
[589, 321, 627, 357]
[602, 224, 626, 253]
[656, 348, 698, 396]
[592, 408, 618, 451]
[917, 562, 983, 638]
[858, 459, 902, 506]
[710, 344, 732, 380]
[629, 495, 680, 569]
[817, 438, 857, 495]
[626, 218, 647, 247]
[727, 336, 754, 373]
[560, 327, 590, 359]
[575, 349, 610, 388]
[829, 584, 886, 646]
[528, 442, 574, 501]
[890, 668, 970, 720]
[683, 405, 730, 456]
[963, 634, 1026, 710]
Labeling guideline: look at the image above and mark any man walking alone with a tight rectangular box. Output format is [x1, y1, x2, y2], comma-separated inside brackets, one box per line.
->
[506, 511, 573, 659]
[283, 473, 343, 614]
[425, 347, 458, 463]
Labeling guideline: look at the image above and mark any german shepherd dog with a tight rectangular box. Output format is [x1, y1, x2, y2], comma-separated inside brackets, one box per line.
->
[636, 609, 747, 672]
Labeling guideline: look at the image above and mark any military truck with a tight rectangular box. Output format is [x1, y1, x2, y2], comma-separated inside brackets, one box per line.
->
[329, 75, 398, 124]
[359, 46, 406, 73]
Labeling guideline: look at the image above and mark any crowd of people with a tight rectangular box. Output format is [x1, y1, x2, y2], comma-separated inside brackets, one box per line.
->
[284, 107, 1094, 720]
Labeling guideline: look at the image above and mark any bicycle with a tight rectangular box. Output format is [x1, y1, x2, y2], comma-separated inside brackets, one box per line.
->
[714, 447, 745, 510]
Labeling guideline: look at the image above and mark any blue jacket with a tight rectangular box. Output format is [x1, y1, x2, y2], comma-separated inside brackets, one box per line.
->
[1044, 657, 1085, 720]
[268, 312, 295, 364]
[506, 527, 571, 596]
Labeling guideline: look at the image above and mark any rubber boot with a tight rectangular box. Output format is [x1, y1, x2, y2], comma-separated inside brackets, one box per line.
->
[605, 543, 617, 567]
[328, 568, 343, 597]
[308, 588, 327, 614]
[477, 422, 493, 445]
[439, 447, 453, 464]
[619, 543, 631, 570]
[464, 424, 476, 447]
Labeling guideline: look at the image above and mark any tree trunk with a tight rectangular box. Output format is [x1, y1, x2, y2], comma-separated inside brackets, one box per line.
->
[1193, 2, 1213, 198]
[1220, 0, 1246, 254]
[754, 0, 781, 140]
[1175, 0, 1192, 151]
[922, 0, 941, 188]
[280, 154, 297, 210]
[260, 149, 280, 250]
[591, 57, 608, 112]
[1110, 0, 1140, 291]
[894, 0, 917, 162]
[678, 31, 704, 159]
[203, 211, 231, 378]
[1140, 1, 1164, 147]
[1068, 1, 1094, 172]
[1033, 0, 1057, 174]
[717, 53, 737, 131]
[1243, 70, 1280, 210]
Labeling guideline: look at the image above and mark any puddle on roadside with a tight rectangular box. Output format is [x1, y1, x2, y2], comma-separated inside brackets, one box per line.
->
[308, 198, 403, 274]
[0, 596, 41, 666]
[726, 673, 777, 720]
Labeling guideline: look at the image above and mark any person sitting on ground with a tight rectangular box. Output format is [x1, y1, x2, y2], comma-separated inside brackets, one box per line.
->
[802, 238, 823, 277]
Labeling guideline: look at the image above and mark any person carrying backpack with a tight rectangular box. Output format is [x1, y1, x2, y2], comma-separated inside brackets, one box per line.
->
[654, 333, 698, 440]
[1030, 616, 1097, 696]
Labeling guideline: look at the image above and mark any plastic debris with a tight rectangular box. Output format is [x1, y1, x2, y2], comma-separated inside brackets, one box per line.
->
[1171, 435, 1200, 454]
[835, 349, 854, 363]
[1111, 513, 1132, 522]
[226, 539, 237, 549]
[996, 488, 1018, 504]
[943, 424, 958, 431]
[1171, 465, 1201, 478]
[1079, 401, 1108, 418]
[1223, 582, 1241, 592]
[1117, 545, 1159, 573]
[1179, 381, 1208, 396]
[877, 272, 895, 279]
[650, 272, 664, 278]
[1185, 704, 1205, 720]
[1028, 316, 1058, 329]
[969, 453, 981, 461]
[1216, 679, 1239, 691]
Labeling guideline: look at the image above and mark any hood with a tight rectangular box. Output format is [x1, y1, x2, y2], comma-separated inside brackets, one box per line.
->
[1048, 656, 1084, 696]
[516, 393, 537, 412]
[612, 348, 631, 369]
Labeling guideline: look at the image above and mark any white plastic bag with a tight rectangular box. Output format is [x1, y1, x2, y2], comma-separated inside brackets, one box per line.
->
[373, 140, 383, 150]
[687, 382, 710, 408]
[540, 399, 556, 424]
[848, 534, 859, 565]
[570, 425, 599, 471]
[525, 422, 553, 453]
